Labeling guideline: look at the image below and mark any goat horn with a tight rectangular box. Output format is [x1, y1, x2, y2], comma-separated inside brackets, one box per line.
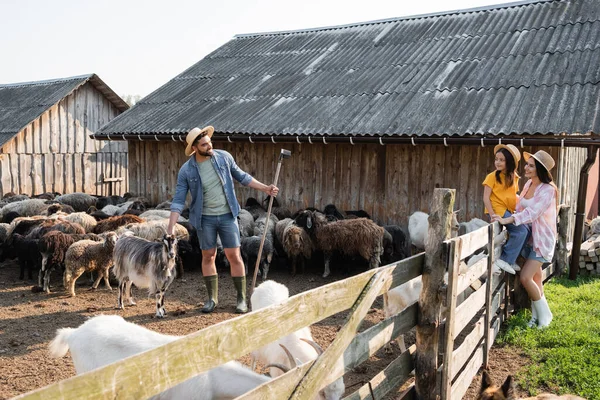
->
[265, 363, 290, 375]
[300, 338, 324, 355]
[279, 344, 299, 368]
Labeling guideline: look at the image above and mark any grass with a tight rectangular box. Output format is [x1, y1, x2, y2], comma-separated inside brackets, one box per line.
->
[496, 276, 600, 399]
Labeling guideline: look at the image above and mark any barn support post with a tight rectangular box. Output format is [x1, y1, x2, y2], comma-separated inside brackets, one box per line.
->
[556, 205, 571, 276]
[416, 188, 455, 400]
[570, 145, 598, 280]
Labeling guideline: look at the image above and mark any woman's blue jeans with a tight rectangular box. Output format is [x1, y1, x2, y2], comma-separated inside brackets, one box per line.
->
[499, 210, 530, 265]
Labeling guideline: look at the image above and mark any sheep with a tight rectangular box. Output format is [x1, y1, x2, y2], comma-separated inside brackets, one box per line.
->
[63, 232, 118, 297]
[0, 222, 10, 259]
[294, 210, 384, 278]
[93, 214, 144, 234]
[241, 236, 274, 280]
[38, 231, 102, 293]
[244, 197, 267, 220]
[250, 281, 345, 400]
[113, 233, 178, 318]
[477, 371, 585, 400]
[0, 198, 49, 220]
[323, 204, 346, 221]
[139, 209, 188, 222]
[95, 195, 125, 210]
[61, 212, 98, 233]
[3, 211, 20, 224]
[381, 229, 395, 265]
[274, 217, 293, 267]
[383, 225, 410, 263]
[586, 216, 600, 239]
[49, 315, 271, 399]
[55, 193, 98, 212]
[408, 210, 460, 250]
[458, 217, 488, 236]
[254, 214, 278, 242]
[116, 220, 189, 242]
[263, 196, 293, 220]
[45, 203, 75, 215]
[282, 222, 314, 275]
[12, 233, 41, 280]
[345, 209, 371, 219]
[101, 201, 133, 216]
[28, 219, 86, 239]
[155, 200, 172, 209]
[237, 209, 255, 238]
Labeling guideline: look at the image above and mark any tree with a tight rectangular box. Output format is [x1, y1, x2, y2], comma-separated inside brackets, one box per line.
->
[122, 94, 141, 106]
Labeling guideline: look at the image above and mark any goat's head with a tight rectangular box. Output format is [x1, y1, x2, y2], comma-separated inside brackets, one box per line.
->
[299, 339, 345, 400]
[162, 234, 178, 260]
[128, 200, 146, 212]
[104, 232, 118, 247]
[477, 371, 515, 400]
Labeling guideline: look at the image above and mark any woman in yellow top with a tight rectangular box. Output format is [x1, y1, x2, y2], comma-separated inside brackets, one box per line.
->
[482, 144, 529, 275]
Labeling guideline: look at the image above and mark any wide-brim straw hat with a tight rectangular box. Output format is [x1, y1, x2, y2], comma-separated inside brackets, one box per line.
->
[185, 126, 214, 157]
[494, 143, 521, 163]
[524, 150, 555, 179]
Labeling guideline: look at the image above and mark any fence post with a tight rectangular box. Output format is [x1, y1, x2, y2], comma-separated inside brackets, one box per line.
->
[556, 205, 571, 277]
[483, 224, 496, 369]
[416, 188, 455, 400]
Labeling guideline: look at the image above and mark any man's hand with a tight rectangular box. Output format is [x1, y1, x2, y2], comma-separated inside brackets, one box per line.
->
[265, 184, 279, 197]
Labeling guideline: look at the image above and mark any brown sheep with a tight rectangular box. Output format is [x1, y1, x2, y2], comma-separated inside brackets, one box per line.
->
[294, 210, 384, 278]
[30, 219, 86, 239]
[93, 215, 144, 234]
[282, 223, 314, 275]
[64, 232, 118, 297]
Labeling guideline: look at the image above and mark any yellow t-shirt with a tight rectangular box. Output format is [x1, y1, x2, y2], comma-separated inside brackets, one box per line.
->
[482, 171, 519, 216]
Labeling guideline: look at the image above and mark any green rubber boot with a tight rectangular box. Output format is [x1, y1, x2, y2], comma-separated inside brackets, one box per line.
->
[201, 275, 218, 313]
[232, 276, 248, 314]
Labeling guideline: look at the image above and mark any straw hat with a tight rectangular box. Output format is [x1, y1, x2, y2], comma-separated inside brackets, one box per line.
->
[524, 150, 555, 179]
[185, 126, 214, 157]
[493, 144, 521, 163]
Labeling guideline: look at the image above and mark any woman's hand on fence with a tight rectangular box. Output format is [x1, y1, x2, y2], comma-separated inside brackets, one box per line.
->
[493, 215, 514, 225]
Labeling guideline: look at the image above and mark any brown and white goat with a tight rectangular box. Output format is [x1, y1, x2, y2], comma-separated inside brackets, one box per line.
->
[113, 233, 178, 318]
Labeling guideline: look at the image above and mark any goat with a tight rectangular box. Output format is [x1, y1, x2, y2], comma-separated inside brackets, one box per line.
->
[113, 233, 178, 318]
[250, 281, 345, 400]
[294, 210, 384, 278]
[477, 371, 585, 400]
[408, 210, 460, 250]
[458, 217, 488, 236]
[49, 315, 271, 399]
[63, 232, 118, 296]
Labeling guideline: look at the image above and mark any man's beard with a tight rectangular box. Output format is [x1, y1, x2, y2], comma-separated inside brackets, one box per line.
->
[197, 149, 213, 157]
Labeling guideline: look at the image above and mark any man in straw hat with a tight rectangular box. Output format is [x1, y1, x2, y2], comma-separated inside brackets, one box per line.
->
[167, 126, 278, 314]
[493, 149, 557, 328]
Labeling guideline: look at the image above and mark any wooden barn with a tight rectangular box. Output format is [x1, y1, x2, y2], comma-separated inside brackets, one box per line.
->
[0, 74, 129, 197]
[97, 0, 600, 245]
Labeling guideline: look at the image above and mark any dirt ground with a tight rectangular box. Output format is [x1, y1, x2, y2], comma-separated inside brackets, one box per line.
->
[0, 258, 531, 400]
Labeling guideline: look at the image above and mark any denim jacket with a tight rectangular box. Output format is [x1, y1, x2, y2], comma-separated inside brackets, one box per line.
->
[170, 150, 253, 230]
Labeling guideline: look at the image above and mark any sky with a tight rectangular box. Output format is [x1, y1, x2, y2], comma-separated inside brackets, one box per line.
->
[1, 0, 506, 98]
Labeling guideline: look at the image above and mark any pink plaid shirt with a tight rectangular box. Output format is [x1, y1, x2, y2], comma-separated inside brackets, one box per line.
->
[513, 180, 557, 261]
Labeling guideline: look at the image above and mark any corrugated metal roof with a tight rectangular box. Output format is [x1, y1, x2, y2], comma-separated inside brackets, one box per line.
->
[0, 74, 128, 147]
[98, 0, 600, 138]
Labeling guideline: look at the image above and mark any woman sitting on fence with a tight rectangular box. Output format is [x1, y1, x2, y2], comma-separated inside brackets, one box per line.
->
[482, 144, 529, 275]
[493, 150, 558, 329]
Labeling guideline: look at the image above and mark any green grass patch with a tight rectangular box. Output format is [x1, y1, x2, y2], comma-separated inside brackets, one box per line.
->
[497, 276, 600, 399]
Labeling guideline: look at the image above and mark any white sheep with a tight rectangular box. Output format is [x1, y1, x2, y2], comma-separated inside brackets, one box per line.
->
[101, 201, 133, 216]
[250, 280, 345, 400]
[116, 220, 189, 241]
[140, 209, 188, 222]
[49, 315, 271, 399]
[61, 212, 98, 233]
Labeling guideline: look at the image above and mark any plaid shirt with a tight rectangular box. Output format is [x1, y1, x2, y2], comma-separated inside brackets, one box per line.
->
[513, 180, 557, 261]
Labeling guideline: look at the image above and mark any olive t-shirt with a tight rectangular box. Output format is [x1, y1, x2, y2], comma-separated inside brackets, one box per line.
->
[197, 160, 230, 215]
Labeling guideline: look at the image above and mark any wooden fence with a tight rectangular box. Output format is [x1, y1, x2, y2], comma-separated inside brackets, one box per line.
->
[13, 188, 559, 400]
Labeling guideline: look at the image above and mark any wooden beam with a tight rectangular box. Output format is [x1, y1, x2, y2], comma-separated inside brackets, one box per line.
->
[416, 188, 455, 399]
[483, 224, 495, 369]
[442, 238, 461, 400]
[556, 205, 571, 276]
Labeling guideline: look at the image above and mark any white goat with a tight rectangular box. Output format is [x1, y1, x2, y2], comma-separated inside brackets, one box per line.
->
[49, 315, 270, 399]
[382, 276, 422, 353]
[408, 210, 460, 250]
[250, 280, 345, 400]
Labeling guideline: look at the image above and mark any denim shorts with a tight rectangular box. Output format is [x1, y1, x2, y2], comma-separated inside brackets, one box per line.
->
[520, 244, 549, 263]
[200, 213, 240, 250]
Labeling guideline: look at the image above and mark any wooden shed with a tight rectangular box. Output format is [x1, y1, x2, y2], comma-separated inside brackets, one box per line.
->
[0, 74, 129, 197]
[97, 0, 600, 243]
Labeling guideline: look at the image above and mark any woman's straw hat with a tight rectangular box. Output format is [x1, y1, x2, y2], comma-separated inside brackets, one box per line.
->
[185, 126, 214, 157]
[493, 144, 521, 163]
[524, 150, 555, 179]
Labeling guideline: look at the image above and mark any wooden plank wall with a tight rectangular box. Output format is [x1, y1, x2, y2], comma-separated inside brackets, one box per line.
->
[128, 141, 584, 229]
[0, 83, 127, 197]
